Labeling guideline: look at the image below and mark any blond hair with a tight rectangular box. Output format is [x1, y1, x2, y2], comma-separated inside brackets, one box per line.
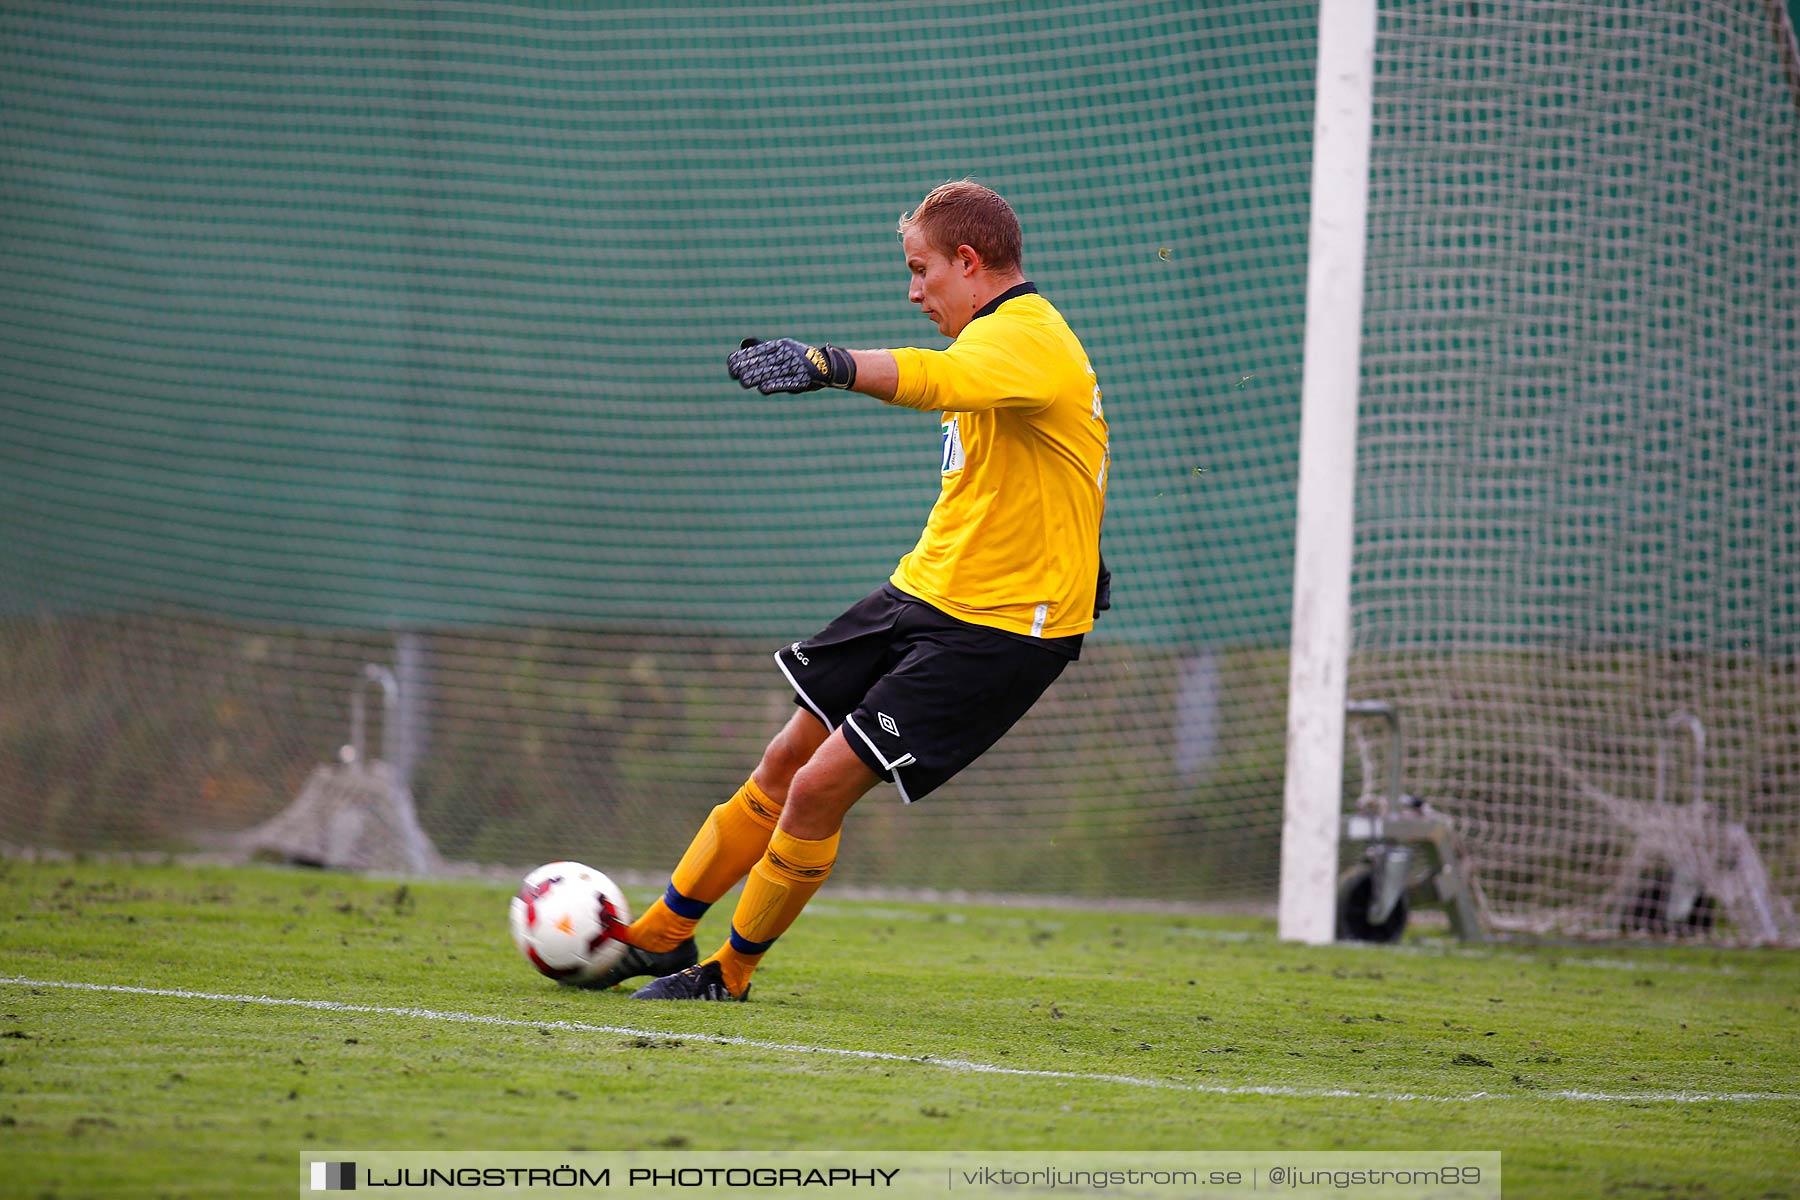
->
[898, 180, 1024, 273]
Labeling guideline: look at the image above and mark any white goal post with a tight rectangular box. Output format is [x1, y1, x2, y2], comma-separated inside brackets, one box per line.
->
[1279, 0, 1379, 945]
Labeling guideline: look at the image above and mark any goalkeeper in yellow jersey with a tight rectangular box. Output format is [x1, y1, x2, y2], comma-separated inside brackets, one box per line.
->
[609, 180, 1109, 1001]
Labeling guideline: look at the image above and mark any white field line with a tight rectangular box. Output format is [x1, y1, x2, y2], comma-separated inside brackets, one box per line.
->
[6, 976, 1796, 1106]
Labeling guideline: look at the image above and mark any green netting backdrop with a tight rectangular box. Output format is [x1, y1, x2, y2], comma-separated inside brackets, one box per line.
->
[1, 1, 1315, 901]
[2, 2, 1796, 934]
[0, 2, 1309, 638]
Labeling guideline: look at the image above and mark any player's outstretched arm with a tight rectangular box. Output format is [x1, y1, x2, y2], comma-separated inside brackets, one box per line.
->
[726, 338, 897, 402]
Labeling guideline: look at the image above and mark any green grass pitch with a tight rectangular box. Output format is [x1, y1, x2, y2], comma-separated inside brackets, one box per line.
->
[1, 859, 1795, 1198]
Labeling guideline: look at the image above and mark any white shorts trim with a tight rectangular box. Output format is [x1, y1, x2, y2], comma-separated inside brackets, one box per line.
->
[774, 647, 832, 731]
[844, 713, 918, 804]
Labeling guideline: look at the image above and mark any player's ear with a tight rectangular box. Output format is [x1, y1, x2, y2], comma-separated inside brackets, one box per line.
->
[955, 244, 982, 276]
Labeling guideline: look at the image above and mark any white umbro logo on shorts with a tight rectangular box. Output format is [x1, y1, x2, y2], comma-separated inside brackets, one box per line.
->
[878, 712, 900, 738]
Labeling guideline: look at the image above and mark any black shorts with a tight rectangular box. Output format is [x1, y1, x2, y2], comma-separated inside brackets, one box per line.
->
[774, 584, 1071, 802]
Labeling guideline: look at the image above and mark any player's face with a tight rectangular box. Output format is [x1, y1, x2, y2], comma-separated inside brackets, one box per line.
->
[904, 225, 975, 338]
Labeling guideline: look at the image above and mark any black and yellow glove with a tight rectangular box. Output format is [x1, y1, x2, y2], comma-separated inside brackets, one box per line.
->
[726, 337, 857, 394]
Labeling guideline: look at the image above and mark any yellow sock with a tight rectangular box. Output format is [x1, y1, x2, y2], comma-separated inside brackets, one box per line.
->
[626, 778, 781, 952]
[709, 826, 839, 995]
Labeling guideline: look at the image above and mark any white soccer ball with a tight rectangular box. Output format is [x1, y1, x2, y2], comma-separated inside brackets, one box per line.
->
[508, 861, 632, 986]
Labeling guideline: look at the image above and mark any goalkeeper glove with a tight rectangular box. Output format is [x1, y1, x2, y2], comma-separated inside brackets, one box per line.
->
[727, 337, 857, 394]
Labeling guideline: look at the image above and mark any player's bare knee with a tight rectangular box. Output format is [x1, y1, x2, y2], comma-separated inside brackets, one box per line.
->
[779, 778, 857, 840]
[751, 744, 802, 805]
[780, 735, 878, 838]
[753, 713, 827, 803]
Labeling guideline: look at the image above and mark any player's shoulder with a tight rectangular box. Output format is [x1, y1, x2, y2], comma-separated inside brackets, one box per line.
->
[994, 290, 1065, 327]
[974, 292, 1080, 347]
[997, 294, 1090, 365]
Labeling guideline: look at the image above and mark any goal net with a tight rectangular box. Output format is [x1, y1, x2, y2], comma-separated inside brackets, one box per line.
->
[1349, 0, 1800, 941]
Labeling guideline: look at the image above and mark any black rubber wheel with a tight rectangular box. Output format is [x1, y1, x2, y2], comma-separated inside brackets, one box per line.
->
[1336, 865, 1410, 943]
[1622, 867, 1716, 937]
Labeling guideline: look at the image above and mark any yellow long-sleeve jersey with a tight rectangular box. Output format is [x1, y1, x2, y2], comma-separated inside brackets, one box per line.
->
[885, 286, 1109, 640]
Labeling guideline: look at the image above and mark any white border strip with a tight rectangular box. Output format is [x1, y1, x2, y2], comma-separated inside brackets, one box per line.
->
[5, 976, 1793, 1105]
[773, 648, 831, 730]
[844, 713, 916, 804]
[774, 648, 915, 803]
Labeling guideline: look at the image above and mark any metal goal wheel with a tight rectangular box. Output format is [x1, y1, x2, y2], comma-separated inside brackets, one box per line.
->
[1334, 700, 1487, 943]
[1336, 862, 1410, 943]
